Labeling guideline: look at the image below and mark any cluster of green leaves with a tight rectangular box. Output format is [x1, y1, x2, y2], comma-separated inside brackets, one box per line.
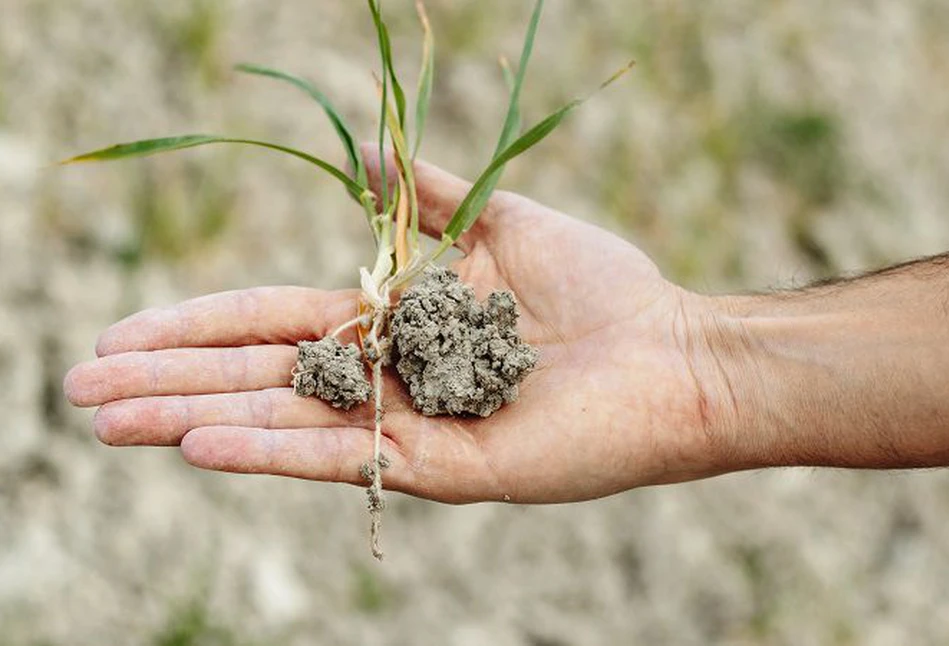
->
[62, 0, 630, 283]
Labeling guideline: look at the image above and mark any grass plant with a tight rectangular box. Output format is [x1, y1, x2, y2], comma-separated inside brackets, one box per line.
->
[61, 0, 631, 559]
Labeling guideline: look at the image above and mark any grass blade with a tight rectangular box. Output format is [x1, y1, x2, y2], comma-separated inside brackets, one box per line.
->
[433, 0, 546, 250]
[494, 0, 544, 157]
[441, 101, 580, 245]
[368, 0, 406, 127]
[498, 56, 522, 139]
[436, 0, 543, 247]
[235, 63, 367, 187]
[440, 60, 635, 247]
[378, 50, 391, 212]
[368, 0, 390, 210]
[412, 0, 435, 159]
[60, 135, 369, 201]
[499, 56, 516, 92]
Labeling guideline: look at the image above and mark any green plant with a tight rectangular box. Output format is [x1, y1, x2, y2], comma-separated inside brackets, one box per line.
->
[152, 596, 241, 646]
[351, 563, 392, 614]
[61, 0, 630, 559]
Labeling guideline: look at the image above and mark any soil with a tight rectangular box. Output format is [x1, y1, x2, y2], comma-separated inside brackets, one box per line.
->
[293, 338, 372, 410]
[390, 267, 538, 417]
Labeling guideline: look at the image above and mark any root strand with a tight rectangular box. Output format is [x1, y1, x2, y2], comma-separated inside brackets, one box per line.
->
[331, 314, 371, 339]
[367, 315, 387, 561]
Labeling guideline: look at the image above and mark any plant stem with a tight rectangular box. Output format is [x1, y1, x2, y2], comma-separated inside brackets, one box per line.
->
[371, 200, 396, 284]
[394, 174, 410, 271]
[360, 191, 382, 244]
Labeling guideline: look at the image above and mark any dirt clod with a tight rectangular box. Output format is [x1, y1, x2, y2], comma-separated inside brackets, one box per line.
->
[293, 338, 371, 410]
[390, 267, 538, 417]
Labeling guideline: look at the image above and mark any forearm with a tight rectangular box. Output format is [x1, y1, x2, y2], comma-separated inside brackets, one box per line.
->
[703, 254, 949, 472]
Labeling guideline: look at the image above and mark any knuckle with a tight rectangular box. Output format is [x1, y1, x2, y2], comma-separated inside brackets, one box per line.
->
[248, 390, 277, 428]
[222, 346, 251, 389]
[236, 289, 263, 331]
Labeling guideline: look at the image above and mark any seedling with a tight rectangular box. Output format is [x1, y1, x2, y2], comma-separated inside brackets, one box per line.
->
[62, 0, 632, 559]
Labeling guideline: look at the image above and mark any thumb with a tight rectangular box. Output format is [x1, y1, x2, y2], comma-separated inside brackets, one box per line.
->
[360, 143, 497, 252]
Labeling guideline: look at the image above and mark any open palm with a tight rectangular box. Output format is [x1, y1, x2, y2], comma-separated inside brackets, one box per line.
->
[65, 152, 720, 504]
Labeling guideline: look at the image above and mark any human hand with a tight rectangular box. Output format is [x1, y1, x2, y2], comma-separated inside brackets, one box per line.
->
[64, 148, 733, 504]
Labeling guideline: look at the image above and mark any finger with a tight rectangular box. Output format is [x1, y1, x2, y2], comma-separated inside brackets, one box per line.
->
[180, 426, 413, 491]
[93, 389, 366, 447]
[95, 286, 360, 357]
[64, 345, 302, 407]
[361, 143, 500, 253]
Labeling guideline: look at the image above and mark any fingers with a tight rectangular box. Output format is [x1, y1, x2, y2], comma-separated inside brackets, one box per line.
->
[361, 144, 501, 252]
[64, 345, 301, 407]
[95, 286, 360, 357]
[93, 389, 366, 447]
[180, 426, 413, 490]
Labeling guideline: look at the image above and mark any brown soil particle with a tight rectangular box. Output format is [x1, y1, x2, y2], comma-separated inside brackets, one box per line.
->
[293, 338, 371, 410]
[390, 267, 538, 417]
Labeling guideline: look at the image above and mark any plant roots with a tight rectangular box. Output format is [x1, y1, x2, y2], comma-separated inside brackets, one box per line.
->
[294, 269, 538, 559]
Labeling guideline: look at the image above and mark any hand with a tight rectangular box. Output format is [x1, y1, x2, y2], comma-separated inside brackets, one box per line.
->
[64, 148, 731, 504]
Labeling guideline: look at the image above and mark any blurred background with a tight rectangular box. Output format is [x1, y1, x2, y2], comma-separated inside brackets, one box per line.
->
[2, 0, 949, 644]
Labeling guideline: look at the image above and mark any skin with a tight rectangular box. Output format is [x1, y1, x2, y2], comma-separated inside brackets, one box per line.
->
[63, 148, 949, 505]
[712, 257, 949, 472]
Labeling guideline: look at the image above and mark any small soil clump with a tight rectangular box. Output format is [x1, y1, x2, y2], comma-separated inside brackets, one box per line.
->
[390, 267, 538, 417]
[293, 338, 371, 410]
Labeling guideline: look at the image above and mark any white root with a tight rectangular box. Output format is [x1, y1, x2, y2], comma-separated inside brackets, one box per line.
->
[336, 268, 392, 560]
[364, 309, 388, 561]
[330, 314, 372, 340]
[369, 355, 385, 559]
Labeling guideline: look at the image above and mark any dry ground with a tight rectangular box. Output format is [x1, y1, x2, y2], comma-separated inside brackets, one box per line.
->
[2, 1, 949, 644]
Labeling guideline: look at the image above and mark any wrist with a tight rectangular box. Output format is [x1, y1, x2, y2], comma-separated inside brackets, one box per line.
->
[696, 288, 949, 473]
[675, 293, 761, 475]
[693, 293, 859, 473]
[687, 289, 865, 474]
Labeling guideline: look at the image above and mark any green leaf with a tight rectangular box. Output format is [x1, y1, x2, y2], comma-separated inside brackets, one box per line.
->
[441, 100, 581, 245]
[235, 63, 367, 187]
[498, 56, 522, 141]
[368, 0, 406, 127]
[378, 64, 391, 212]
[436, 0, 546, 249]
[412, 0, 435, 159]
[499, 56, 516, 93]
[60, 135, 369, 201]
[493, 0, 544, 158]
[440, 59, 635, 248]
[368, 0, 391, 210]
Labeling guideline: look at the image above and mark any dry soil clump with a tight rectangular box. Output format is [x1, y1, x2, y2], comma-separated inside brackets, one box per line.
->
[293, 338, 372, 410]
[390, 267, 538, 417]
[292, 268, 537, 418]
